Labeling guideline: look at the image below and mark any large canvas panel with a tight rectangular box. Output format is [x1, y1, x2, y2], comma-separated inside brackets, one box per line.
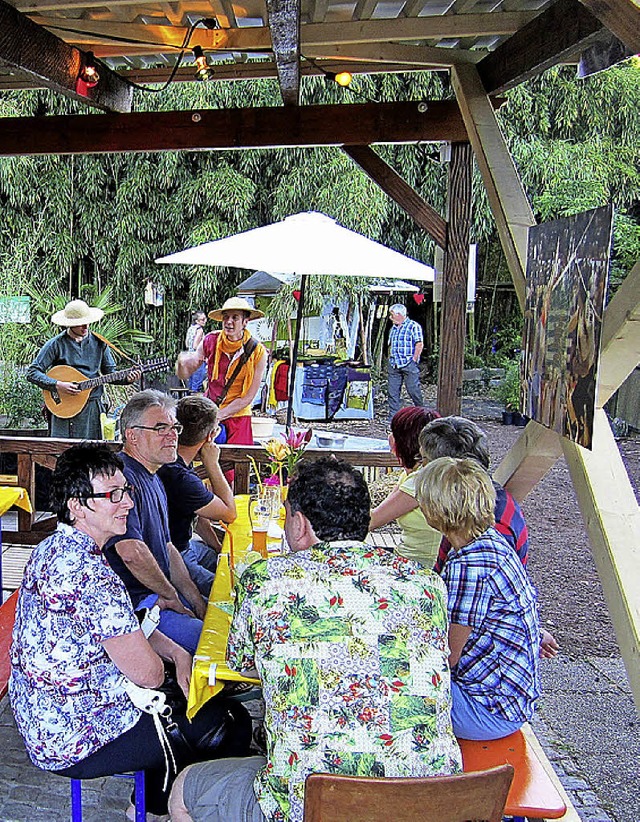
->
[522, 205, 613, 449]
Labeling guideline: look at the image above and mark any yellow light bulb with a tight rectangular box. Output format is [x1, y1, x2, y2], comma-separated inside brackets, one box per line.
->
[334, 71, 352, 87]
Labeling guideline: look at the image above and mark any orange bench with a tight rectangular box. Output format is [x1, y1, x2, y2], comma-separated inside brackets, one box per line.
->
[0, 590, 18, 700]
[459, 729, 567, 821]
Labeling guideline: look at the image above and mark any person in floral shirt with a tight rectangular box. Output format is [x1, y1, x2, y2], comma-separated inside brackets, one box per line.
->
[10, 443, 249, 821]
[170, 458, 461, 822]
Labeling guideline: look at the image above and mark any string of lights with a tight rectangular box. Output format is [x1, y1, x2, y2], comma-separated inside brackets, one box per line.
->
[72, 17, 222, 94]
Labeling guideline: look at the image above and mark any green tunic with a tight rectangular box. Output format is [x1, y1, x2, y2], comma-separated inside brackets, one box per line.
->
[26, 331, 118, 439]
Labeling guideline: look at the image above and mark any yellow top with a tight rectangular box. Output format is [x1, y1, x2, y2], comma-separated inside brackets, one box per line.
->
[395, 470, 442, 569]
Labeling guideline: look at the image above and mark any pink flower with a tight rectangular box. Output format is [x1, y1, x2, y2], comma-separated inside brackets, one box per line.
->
[264, 474, 281, 486]
[283, 429, 310, 449]
[280, 428, 312, 473]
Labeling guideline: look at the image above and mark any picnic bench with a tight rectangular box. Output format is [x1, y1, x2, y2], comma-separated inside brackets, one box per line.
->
[459, 728, 575, 822]
[0, 591, 18, 701]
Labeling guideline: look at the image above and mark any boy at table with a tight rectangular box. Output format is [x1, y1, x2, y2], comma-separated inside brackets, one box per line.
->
[418, 415, 559, 660]
[415, 456, 541, 741]
[158, 395, 236, 597]
[169, 457, 462, 822]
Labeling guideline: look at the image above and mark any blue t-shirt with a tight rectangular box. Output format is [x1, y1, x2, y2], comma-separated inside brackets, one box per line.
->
[157, 455, 214, 552]
[105, 453, 171, 607]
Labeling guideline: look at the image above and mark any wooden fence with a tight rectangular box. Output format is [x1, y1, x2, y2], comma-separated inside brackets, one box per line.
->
[0, 436, 397, 545]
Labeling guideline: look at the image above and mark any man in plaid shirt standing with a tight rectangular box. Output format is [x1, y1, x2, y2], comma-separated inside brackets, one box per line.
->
[387, 304, 424, 423]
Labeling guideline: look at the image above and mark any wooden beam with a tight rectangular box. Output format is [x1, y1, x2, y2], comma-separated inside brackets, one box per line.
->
[597, 259, 640, 406]
[494, 421, 564, 501]
[27, 12, 539, 51]
[342, 145, 448, 249]
[437, 142, 473, 416]
[266, 0, 301, 106]
[451, 63, 535, 310]
[0, 0, 132, 112]
[562, 408, 640, 710]
[29, 17, 236, 52]
[578, 0, 640, 52]
[0, 100, 469, 157]
[1, 60, 436, 91]
[478, 0, 605, 94]
[306, 42, 484, 67]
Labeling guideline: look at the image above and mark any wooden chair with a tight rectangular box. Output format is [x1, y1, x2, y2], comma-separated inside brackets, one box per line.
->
[304, 765, 514, 822]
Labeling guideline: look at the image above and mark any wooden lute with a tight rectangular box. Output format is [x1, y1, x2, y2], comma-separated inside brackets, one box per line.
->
[43, 358, 169, 419]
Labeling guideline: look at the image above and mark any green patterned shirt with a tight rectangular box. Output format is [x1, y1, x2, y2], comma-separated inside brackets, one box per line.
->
[227, 540, 462, 822]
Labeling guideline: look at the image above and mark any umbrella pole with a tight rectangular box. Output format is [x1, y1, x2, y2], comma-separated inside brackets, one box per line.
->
[286, 273, 308, 431]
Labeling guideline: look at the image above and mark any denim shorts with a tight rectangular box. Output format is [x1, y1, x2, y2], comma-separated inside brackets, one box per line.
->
[451, 681, 524, 741]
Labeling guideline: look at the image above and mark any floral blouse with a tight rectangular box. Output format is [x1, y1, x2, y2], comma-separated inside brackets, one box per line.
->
[228, 540, 462, 822]
[9, 524, 141, 770]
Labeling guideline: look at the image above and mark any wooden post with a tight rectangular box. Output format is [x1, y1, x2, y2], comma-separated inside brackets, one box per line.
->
[16, 454, 36, 534]
[451, 64, 535, 309]
[437, 142, 472, 416]
[562, 409, 640, 710]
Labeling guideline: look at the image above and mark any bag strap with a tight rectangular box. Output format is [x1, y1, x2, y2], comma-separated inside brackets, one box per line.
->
[121, 678, 178, 791]
[92, 330, 139, 365]
[216, 336, 259, 406]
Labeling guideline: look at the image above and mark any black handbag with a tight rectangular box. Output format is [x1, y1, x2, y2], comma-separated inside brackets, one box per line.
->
[157, 663, 252, 763]
[123, 665, 252, 789]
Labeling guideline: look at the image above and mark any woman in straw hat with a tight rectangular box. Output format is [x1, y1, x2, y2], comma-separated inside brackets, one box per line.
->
[176, 297, 267, 454]
[26, 299, 131, 440]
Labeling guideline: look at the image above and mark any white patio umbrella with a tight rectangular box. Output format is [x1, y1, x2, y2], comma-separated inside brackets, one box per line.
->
[156, 211, 435, 425]
[156, 211, 435, 281]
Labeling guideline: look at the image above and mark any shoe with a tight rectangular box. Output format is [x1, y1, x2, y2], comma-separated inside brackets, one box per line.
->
[222, 681, 258, 696]
[125, 802, 169, 821]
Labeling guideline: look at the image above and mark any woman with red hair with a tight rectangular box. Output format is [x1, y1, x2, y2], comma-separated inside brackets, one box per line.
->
[369, 406, 442, 567]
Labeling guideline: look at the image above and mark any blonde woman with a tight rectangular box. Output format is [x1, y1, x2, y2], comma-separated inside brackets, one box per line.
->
[416, 457, 540, 740]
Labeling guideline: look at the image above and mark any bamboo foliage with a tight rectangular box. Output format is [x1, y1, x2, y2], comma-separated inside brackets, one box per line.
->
[0, 63, 638, 371]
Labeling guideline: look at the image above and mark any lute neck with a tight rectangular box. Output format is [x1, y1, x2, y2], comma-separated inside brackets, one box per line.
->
[80, 366, 137, 392]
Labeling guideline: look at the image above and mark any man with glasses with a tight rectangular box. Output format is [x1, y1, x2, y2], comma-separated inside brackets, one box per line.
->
[158, 395, 236, 596]
[105, 389, 206, 654]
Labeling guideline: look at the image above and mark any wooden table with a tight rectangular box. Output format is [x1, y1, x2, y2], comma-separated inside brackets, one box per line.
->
[186, 493, 285, 719]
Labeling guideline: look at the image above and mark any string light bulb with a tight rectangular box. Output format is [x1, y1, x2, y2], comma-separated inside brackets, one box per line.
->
[192, 46, 214, 81]
[333, 71, 353, 87]
[79, 52, 100, 87]
[323, 69, 353, 88]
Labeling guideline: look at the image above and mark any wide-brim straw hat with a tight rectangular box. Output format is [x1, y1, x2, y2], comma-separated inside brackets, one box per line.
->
[51, 299, 104, 326]
[208, 297, 264, 322]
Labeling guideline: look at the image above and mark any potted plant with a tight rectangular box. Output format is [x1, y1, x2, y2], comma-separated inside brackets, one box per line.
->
[494, 360, 521, 425]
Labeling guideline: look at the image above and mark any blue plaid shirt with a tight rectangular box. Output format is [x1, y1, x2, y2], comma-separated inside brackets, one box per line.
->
[389, 318, 423, 368]
[443, 527, 540, 723]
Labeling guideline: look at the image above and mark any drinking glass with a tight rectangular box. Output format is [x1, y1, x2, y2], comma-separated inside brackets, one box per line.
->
[249, 494, 270, 559]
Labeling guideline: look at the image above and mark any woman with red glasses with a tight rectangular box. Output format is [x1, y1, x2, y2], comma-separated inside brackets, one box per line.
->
[9, 443, 250, 821]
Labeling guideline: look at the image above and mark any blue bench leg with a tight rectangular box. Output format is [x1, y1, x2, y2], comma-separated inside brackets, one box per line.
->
[70, 771, 146, 821]
[134, 769, 146, 822]
[70, 779, 83, 822]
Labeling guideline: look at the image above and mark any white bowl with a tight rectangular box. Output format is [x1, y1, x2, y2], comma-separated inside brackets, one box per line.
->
[315, 432, 348, 449]
[251, 417, 275, 441]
